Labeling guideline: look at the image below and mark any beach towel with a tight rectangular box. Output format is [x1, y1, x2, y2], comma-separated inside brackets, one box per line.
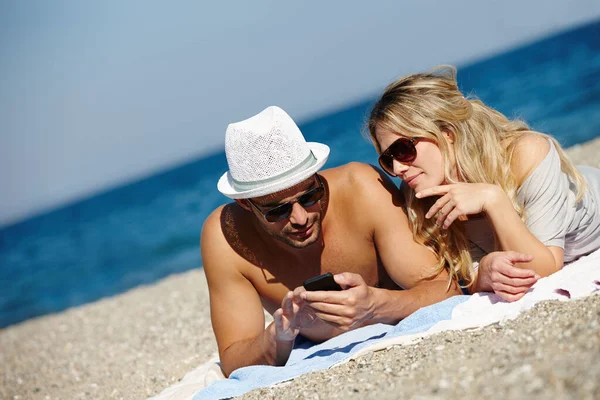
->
[193, 295, 468, 400]
[149, 248, 600, 400]
[147, 296, 466, 400]
[146, 354, 225, 400]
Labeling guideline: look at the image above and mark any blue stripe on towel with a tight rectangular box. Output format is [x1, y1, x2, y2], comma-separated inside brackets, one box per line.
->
[194, 295, 469, 400]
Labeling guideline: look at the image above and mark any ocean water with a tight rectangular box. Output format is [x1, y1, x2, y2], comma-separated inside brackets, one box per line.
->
[1, 21, 599, 328]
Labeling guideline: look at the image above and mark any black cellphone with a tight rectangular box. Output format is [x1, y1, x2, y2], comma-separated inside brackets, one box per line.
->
[302, 272, 343, 291]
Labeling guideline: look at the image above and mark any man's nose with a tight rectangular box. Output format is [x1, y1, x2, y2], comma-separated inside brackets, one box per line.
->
[289, 202, 309, 225]
[392, 159, 410, 176]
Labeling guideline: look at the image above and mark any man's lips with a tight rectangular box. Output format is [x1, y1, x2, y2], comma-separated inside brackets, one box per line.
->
[289, 224, 313, 238]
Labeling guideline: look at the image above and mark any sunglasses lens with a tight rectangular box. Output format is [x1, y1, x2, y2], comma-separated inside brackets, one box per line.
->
[298, 186, 324, 207]
[263, 185, 324, 222]
[378, 138, 417, 176]
[379, 155, 394, 176]
[264, 203, 293, 223]
[391, 139, 417, 162]
[259, 176, 325, 222]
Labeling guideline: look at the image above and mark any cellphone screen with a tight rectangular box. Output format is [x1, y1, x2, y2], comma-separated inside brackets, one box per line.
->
[302, 272, 343, 291]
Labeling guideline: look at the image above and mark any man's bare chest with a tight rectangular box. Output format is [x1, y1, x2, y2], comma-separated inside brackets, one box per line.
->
[245, 233, 381, 313]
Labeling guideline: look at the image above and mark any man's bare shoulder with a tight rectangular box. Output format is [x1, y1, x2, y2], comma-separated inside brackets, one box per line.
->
[322, 162, 403, 207]
[201, 204, 228, 249]
[201, 203, 260, 272]
[321, 161, 378, 177]
[202, 204, 226, 235]
[201, 201, 255, 237]
[201, 205, 229, 265]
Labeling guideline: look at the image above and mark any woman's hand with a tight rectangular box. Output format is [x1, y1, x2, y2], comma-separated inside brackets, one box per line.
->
[474, 251, 540, 302]
[416, 183, 502, 229]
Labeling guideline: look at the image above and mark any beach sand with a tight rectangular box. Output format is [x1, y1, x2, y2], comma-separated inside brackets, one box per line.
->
[1, 136, 599, 400]
[240, 295, 600, 400]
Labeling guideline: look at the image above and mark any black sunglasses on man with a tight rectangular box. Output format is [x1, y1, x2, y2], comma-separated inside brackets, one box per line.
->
[247, 174, 325, 222]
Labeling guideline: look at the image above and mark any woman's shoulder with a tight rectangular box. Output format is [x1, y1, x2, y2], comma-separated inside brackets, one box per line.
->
[510, 133, 552, 186]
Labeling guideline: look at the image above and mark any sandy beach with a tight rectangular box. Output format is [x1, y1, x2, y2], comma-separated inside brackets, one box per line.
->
[240, 294, 600, 400]
[2, 137, 600, 400]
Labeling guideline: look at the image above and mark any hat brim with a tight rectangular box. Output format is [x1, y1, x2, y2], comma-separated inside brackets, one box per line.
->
[217, 142, 330, 199]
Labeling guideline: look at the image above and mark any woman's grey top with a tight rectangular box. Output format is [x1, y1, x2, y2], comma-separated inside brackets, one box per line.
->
[465, 139, 600, 263]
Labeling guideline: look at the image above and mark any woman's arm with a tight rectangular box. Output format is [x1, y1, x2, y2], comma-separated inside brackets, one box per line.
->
[470, 251, 539, 301]
[417, 134, 565, 277]
[484, 134, 564, 275]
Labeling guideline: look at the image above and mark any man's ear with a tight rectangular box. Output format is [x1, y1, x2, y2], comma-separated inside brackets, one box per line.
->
[235, 199, 252, 211]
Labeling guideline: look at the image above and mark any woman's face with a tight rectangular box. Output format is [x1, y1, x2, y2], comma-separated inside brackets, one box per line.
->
[375, 126, 453, 193]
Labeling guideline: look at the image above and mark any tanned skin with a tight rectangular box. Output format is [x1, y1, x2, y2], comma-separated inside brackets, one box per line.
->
[201, 162, 461, 377]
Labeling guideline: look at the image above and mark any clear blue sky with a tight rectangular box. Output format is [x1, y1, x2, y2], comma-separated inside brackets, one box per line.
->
[1, 0, 599, 227]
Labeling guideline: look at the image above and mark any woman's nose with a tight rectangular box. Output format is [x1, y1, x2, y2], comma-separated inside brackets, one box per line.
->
[392, 159, 410, 176]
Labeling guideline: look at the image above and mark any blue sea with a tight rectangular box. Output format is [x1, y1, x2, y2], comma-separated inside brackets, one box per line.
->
[1, 21, 599, 329]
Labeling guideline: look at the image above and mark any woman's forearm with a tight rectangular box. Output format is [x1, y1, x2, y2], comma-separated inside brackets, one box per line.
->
[484, 188, 562, 276]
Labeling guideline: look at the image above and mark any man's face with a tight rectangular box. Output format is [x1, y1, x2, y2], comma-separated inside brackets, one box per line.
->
[248, 176, 324, 248]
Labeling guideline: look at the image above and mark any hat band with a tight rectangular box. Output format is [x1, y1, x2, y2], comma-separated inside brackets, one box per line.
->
[231, 151, 317, 191]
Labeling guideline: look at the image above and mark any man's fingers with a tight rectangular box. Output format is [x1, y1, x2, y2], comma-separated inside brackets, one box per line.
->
[312, 311, 354, 331]
[292, 286, 306, 297]
[301, 290, 347, 303]
[292, 286, 306, 305]
[273, 308, 285, 329]
[291, 299, 301, 315]
[281, 291, 294, 314]
[273, 307, 300, 341]
[306, 301, 352, 317]
[273, 308, 283, 323]
[298, 309, 317, 327]
[334, 272, 365, 288]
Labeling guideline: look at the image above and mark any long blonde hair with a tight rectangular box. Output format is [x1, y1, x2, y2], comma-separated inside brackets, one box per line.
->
[367, 66, 586, 287]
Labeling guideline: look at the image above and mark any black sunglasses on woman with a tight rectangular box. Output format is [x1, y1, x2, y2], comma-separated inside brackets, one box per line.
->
[378, 137, 421, 176]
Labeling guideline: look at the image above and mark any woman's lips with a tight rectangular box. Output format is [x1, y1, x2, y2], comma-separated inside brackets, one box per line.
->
[404, 172, 422, 187]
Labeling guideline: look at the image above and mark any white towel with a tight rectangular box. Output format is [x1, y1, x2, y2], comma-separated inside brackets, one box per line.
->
[147, 354, 224, 400]
[346, 247, 600, 361]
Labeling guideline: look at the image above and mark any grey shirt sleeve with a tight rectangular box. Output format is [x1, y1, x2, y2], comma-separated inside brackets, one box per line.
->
[516, 140, 573, 249]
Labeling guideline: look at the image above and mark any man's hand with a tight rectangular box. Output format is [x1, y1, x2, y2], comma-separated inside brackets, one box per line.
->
[300, 272, 376, 331]
[475, 251, 540, 302]
[273, 289, 317, 342]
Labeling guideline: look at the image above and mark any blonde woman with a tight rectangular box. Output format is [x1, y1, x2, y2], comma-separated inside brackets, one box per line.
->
[367, 66, 600, 301]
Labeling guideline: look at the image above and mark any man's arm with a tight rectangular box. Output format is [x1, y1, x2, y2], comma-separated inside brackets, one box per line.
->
[363, 165, 461, 322]
[201, 208, 294, 376]
[302, 164, 459, 329]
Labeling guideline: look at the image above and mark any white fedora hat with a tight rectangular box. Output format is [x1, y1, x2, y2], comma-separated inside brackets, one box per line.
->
[217, 106, 330, 199]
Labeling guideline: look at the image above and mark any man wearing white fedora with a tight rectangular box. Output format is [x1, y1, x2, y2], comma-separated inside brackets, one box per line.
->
[201, 106, 460, 376]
